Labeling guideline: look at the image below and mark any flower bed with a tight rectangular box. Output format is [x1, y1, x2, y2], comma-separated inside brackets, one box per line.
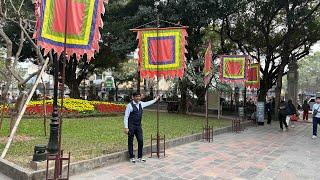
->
[0, 98, 126, 116]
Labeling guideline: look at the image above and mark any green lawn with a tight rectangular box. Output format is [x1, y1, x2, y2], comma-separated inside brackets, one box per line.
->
[0, 111, 230, 169]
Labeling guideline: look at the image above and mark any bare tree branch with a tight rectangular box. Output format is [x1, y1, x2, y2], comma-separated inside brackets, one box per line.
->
[18, 0, 24, 13]
[0, 0, 4, 18]
[0, 70, 8, 80]
[20, 69, 41, 85]
[0, 27, 12, 57]
[15, 19, 26, 59]
[5, 58, 23, 83]
[9, 0, 18, 15]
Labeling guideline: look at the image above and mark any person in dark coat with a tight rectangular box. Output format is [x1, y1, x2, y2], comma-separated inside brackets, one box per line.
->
[302, 100, 310, 121]
[286, 99, 297, 128]
[279, 99, 289, 131]
[266, 99, 273, 124]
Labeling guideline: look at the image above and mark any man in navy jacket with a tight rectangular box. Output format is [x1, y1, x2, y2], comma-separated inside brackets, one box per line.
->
[123, 92, 159, 163]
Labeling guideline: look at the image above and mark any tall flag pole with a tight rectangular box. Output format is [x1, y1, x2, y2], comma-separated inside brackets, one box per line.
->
[131, 19, 188, 157]
[204, 42, 212, 86]
[203, 42, 213, 142]
[156, 2, 160, 158]
[34, 0, 108, 178]
[204, 42, 212, 126]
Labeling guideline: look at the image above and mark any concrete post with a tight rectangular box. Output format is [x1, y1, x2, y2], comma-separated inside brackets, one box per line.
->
[287, 61, 299, 107]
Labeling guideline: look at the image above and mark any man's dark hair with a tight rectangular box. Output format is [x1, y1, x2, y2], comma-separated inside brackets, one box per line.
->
[316, 97, 320, 100]
[132, 92, 141, 97]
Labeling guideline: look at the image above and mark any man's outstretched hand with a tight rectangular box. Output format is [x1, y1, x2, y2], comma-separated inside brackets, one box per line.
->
[124, 128, 129, 134]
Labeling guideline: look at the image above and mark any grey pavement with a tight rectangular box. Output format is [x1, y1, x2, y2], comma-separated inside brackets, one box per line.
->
[0, 173, 12, 180]
[70, 122, 320, 179]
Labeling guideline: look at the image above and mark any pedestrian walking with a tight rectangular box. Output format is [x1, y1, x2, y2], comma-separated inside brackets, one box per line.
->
[302, 100, 310, 121]
[266, 99, 272, 124]
[312, 97, 320, 139]
[286, 99, 297, 128]
[279, 99, 289, 131]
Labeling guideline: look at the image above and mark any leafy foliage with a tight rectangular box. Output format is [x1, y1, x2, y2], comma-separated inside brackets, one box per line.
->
[297, 52, 320, 94]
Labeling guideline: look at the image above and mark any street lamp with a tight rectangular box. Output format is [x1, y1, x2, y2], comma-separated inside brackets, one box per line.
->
[47, 55, 59, 154]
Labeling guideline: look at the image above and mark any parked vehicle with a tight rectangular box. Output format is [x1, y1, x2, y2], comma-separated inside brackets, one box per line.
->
[308, 97, 316, 112]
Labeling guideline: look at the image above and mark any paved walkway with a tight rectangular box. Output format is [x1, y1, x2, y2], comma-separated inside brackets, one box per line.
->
[0, 173, 12, 180]
[72, 122, 320, 180]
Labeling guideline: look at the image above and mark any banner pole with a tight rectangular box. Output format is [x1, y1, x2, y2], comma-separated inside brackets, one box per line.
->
[156, 3, 160, 158]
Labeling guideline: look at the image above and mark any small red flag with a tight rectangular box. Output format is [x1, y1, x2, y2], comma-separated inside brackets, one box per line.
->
[204, 42, 212, 85]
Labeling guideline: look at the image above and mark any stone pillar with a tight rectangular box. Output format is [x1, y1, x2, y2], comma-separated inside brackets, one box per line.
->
[287, 61, 299, 107]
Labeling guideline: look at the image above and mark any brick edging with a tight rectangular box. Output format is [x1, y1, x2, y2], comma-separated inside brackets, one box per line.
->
[0, 121, 254, 180]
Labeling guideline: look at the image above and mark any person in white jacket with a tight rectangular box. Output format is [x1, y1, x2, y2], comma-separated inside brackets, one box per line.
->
[123, 92, 159, 163]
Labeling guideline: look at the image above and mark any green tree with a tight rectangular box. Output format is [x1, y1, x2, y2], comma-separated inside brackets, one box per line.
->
[112, 59, 137, 101]
[220, 0, 320, 102]
[298, 52, 320, 94]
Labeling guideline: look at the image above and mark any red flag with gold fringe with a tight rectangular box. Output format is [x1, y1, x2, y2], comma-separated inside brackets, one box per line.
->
[133, 27, 188, 79]
[204, 42, 212, 85]
[219, 55, 247, 83]
[34, 0, 108, 60]
[246, 63, 260, 89]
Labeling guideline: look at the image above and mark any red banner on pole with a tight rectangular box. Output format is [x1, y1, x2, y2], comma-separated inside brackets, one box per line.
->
[34, 0, 108, 60]
[133, 27, 188, 79]
[246, 63, 260, 89]
[219, 55, 247, 83]
[204, 42, 212, 85]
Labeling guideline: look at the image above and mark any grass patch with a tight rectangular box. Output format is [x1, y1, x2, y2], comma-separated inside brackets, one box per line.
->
[0, 111, 230, 169]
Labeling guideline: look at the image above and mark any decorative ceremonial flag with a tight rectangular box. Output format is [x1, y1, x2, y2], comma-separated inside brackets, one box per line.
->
[134, 27, 188, 79]
[204, 42, 212, 85]
[34, 0, 108, 60]
[246, 63, 260, 89]
[219, 55, 247, 82]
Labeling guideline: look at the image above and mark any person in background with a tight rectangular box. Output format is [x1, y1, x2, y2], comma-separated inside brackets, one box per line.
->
[286, 99, 297, 128]
[279, 99, 289, 131]
[123, 92, 160, 163]
[302, 100, 310, 121]
[312, 97, 320, 139]
[266, 99, 273, 124]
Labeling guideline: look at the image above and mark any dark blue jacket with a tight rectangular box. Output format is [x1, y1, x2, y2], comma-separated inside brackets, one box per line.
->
[128, 102, 143, 127]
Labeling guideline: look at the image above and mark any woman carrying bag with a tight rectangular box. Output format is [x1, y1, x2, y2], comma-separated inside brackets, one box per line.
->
[286, 99, 297, 128]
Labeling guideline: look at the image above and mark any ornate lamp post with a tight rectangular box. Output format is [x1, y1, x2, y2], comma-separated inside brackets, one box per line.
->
[47, 55, 59, 154]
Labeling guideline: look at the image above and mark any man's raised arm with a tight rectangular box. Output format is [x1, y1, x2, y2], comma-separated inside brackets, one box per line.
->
[141, 96, 160, 109]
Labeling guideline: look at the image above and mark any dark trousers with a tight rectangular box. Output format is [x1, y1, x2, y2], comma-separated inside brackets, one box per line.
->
[279, 114, 288, 129]
[313, 117, 320, 136]
[303, 110, 308, 120]
[128, 126, 143, 158]
[267, 111, 272, 124]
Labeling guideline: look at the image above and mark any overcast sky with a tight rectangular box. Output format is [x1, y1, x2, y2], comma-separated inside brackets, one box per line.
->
[311, 41, 320, 53]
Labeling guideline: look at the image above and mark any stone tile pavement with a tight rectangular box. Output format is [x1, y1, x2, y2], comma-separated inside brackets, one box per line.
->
[70, 122, 320, 180]
[0, 172, 12, 180]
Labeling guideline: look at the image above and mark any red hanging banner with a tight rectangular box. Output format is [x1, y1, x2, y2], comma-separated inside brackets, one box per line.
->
[219, 55, 247, 83]
[246, 63, 260, 89]
[204, 42, 213, 85]
[34, 0, 108, 60]
[133, 27, 188, 79]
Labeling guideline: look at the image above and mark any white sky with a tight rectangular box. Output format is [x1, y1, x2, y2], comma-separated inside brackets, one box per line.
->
[311, 41, 320, 53]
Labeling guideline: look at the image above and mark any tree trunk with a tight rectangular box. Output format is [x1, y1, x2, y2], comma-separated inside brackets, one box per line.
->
[66, 81, 81, 99]
[137, 71, 141, 93]
[115, 85, 119, 101]
[274, 59, 287, 121]
[258, 85, 268, 102]
[194, 86, 205, 106]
